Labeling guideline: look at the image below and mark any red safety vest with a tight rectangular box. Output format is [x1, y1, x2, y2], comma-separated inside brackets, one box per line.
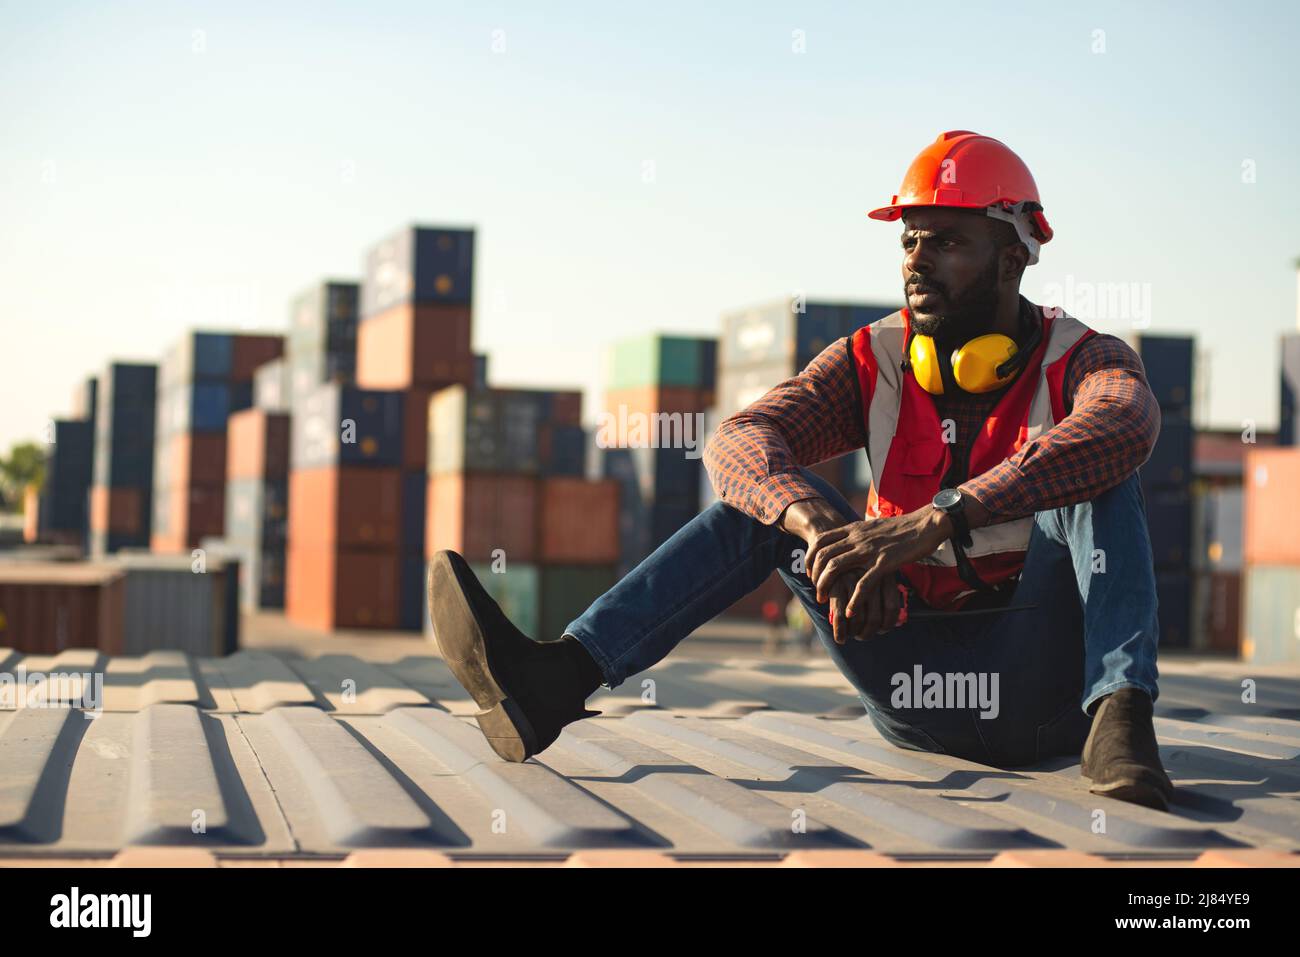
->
[850, 304, 1097, 610]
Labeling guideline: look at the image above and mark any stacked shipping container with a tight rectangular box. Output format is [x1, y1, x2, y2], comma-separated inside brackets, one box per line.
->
[1241, 448, 1300, 664]
[151, 332, 283, 553]
[38, 419, 94, 547]
[89, 363, 158, 556]
[1133, 335, 1195, 648]
[225, 408, 290, 611]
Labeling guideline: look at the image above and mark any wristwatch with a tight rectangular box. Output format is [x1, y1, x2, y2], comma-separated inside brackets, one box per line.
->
[931, 488, 973, 549]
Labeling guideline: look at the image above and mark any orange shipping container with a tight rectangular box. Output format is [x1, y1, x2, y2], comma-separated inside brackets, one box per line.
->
[426, 473, 538, 562]
[285, 545, 400, 632]
[1243, 448, 1300, 565]
[22, 484, 39, 543]
[539, 477, 620, 563]
[0, 564, 125, 654]
[356, 302, 475, 390]
[289, 466, 403, 549]
[597, 385, 712, 446]
[90, 486, 143, 534]
[227, 408, 290, 481]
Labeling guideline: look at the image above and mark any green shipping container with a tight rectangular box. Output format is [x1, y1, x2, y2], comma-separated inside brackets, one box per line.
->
[1242, 565, 1300, 664]
[468, 561, 540, 638]
[539, 565, 618, 640]
[608, 334, 709, 391]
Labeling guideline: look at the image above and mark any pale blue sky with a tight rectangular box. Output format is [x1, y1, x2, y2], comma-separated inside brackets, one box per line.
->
[3, 1, 1298, 450]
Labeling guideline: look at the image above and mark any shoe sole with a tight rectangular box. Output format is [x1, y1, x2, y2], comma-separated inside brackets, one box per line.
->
[426, 550, 539, 763]
[1086, 777, 1173, 812]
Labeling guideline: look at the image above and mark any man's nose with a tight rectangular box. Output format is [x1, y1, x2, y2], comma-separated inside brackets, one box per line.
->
[903, 240, 931, 277]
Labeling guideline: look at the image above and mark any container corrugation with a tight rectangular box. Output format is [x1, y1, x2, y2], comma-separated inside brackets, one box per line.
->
[538, 564, 618, 640]
[285, 545, 401, 632]
[288, 466, 401, 550]
[1243, 448, 1300, 564]
[425, 473, 538, 562]
[229, 333, 284, 382]
[428, 386, 547, 475]
[423, 561, 539, 639]
[361, 225, 474, 317]
[227, 408, 290, 481]
[253, 359, 290, 412]
[1135, 334, 1194, 411]
[290, 383, 404, 470]
[1242, 564, 1300, 664]
[109, 553, 240, 656]
[539, 477, 620, 564]
[0, 564, 125, 653]
[355, 302, 474, 390]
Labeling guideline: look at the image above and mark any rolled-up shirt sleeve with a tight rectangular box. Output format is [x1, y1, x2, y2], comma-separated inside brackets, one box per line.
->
[959, 334, 1161, 522]
[703, 337, 869, 525]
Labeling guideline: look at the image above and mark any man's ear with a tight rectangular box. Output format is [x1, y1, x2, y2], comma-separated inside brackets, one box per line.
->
[1000, 242, 1030, 283]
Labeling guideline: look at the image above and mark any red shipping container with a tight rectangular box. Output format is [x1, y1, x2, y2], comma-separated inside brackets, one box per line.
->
[90, 486, 143, 534]
[1243, 448, 1300, 565]
[1205, 570, 1242, 655]
[289, 466, 403, 549]
[0, 564, 125, 654]
[356, 303, 474, 390]
[426, 473, 538, 562]
[230, 333, 285, 381]
[227, 408, 290, 481]
[172, 432, 228, 489]
[285, 545, 401, 632]
[539, 477, 620, 563]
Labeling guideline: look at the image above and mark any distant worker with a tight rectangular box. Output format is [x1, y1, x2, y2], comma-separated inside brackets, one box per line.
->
[428, 131, 1175, 812]
[786, 594, 815, 656]
[760, 597, 785, 655]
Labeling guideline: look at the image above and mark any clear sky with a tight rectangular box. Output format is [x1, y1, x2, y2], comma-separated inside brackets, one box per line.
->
[3, 0, 1298, 451]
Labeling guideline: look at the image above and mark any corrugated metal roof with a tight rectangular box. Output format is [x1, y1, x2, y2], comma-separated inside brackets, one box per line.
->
[1, 647, 1297, 863]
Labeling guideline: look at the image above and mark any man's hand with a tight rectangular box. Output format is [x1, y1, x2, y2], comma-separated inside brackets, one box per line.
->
[826, 572, 904, 643]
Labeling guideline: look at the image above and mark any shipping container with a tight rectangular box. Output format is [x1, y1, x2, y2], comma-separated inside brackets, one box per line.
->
[288, 466, 402, 550]
[361, 225, 475, 317]
[474, 353, 489, 389]
[22, 484, 39, 543]
[402, 387, 434, 471]
[71, 375, 98, 423]
[89, 486, 143, 536]
[93, 363, 157, 490]
[539, 477, 620, 564]
[425, 472, 538, 562]
[158, 332, 233, 391]
[538, 565, 618, 641]
[719, 299, 895, 375]
[253, 358, 290, 412]
[607, 334, 718, 391]
[290, 281, 359, 352]
[1195, 484, 1243, 571]
[424, 561, 539, 640]
[150, 484, 224, 553]
[1281, 332, 1300, 447]
[355, 302, 475, 390]
[596, 385, 712, 448]
[716, 363, 792, 416]
[163, 432, 228, 488]
[1241, 564, 1300, 664]
[225, 478, 289, 548]
[156, 381, 232, 435]
[1139, 411, 1193, 488]
[291, 382, 404, 470]
[227, 408, 290, 481]
[428, 386, 546, 475]
[285, 545, 401, 632]
[287, 351, 356, 405]
[109, 553, 240, 656]
[0, 564, 125, 654]
[229, 333, 284, 382]
[1134, 334, 1194, 410]
[1193, 570, 1241, 655]
[1243, 448, 1300, 565]
[398, 554, 425, 632]
[201, 537, 284, 613]
[400, 470, 426, 556]
[539, 423, 587, 477]
[1155, 569, 1192, 649]
[1144, 487, 1193, 566]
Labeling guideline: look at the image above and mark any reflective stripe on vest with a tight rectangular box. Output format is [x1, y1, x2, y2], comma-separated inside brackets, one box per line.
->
[850, 304, 1097, 610]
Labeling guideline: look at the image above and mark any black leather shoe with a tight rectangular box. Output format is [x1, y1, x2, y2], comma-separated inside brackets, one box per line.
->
[1080, 687, 1175, 811]
[426, 550, 603, 762]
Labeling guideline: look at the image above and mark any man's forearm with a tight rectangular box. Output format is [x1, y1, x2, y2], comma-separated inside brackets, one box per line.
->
[780, 489, 991, 547]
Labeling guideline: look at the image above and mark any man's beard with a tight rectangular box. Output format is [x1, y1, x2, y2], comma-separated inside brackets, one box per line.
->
[906, 255, 1002, 350]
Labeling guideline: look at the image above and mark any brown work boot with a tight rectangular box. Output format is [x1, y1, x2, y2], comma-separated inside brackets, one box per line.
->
[1080, 687, 1175, 811]
[426, 550, 605, 762]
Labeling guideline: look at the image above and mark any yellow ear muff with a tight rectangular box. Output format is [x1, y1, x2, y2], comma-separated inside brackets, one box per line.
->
[908, 334, 945, 394]
[950, 334, 1020, 394]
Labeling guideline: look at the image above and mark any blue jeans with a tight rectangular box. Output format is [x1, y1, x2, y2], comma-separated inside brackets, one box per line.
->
[564, 469, 1162, 769]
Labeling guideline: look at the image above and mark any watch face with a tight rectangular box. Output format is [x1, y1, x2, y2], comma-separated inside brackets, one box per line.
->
[934, 488, 962, 510]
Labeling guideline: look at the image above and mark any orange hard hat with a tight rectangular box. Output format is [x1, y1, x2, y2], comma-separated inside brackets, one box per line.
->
[869, 130, 1053, 263]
